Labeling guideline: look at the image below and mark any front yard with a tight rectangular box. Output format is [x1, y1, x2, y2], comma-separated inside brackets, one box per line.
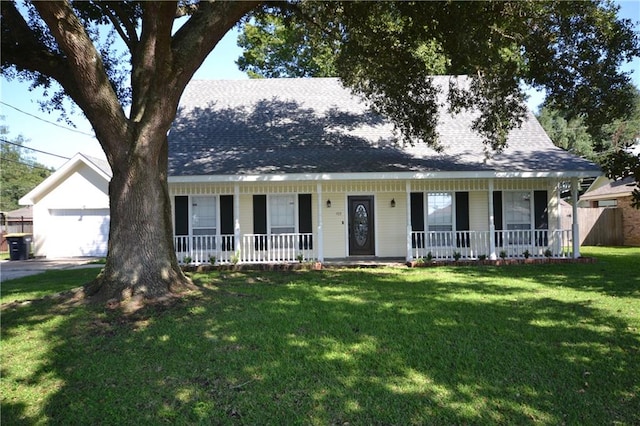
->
[1, 247, 638, 425]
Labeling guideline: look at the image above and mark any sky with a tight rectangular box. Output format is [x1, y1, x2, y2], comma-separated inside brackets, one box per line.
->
[1, 2, 639, 170]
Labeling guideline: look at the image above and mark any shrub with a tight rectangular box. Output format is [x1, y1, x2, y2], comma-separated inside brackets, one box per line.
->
[499, 250, 507, 260]
[523, 249, 531, 259]
[453, 251, 462, 261]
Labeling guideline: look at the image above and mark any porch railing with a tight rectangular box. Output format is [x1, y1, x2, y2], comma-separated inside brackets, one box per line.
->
[240, 233, 314, 263]
[174, 233, 315, 264]
[174, 234, 236, 265]
[411, 229, 573, 260]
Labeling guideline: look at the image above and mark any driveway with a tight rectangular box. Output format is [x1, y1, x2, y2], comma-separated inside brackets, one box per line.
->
[0, 258, 103, 283]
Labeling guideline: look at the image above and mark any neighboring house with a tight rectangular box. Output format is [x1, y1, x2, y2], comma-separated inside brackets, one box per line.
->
[579, 175, 640, 246]
[19, 153, 111, 258]
[20, 76, 601, 261]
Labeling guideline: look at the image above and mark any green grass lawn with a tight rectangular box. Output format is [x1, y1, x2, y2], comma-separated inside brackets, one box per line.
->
[1, 247, 639, 425]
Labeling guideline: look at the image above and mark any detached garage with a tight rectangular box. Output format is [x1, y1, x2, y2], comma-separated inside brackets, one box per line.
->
[19, 153, 111, 259]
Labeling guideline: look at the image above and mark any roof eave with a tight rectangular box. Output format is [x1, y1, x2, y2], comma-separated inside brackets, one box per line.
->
[168, 169, 602, 184]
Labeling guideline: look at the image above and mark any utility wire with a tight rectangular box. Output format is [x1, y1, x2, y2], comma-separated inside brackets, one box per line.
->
[0, 156, 53, 172]
[0, 101, 95, 138]
[0, 137, 71, 160]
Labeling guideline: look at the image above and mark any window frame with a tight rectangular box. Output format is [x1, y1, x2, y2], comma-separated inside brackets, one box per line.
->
[426, 192, 455, 232]
[190, 195, 218, 236]
[267, 194, 298, 235]
[503, 191, 533, 231]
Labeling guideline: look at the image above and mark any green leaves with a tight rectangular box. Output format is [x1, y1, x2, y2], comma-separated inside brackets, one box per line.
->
[237, 1, 639, 156]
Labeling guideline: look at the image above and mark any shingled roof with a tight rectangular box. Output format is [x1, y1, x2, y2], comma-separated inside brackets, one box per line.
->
[168, 77, 600, 178]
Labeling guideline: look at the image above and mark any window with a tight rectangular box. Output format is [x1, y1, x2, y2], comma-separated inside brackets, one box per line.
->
[504, 191, 531, 230]
[427, 193, 453, 231]
[192, 196, 217, 236]
[597, 199, 617, 207]
[269, 194, 295, 234]
[427, 192, 453, 246]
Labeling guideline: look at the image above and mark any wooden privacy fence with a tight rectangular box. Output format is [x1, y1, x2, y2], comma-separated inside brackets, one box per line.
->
[562, 207, 623, 246]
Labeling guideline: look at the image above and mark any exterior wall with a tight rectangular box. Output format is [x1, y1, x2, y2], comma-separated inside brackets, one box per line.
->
[239, 193, 253, 234]
[376, 191, 406, 257]
[323, 192, 346, 258]
[620, 195, 640, 246]
[169, 177, 566, 260]
[469, 191, 489, 231]
[32, 165, 110, 257]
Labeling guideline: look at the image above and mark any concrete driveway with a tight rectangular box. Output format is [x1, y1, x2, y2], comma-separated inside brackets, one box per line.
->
[0, 258, 103, 283]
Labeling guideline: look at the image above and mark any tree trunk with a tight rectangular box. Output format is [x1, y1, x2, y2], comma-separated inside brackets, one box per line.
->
[85, 135, 196, 303]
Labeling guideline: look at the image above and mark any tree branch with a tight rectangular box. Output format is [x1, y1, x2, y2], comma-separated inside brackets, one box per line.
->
[32, 0, 130, 165]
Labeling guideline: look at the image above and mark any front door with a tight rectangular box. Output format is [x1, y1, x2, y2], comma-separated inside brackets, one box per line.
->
[348, 196, 375, 256]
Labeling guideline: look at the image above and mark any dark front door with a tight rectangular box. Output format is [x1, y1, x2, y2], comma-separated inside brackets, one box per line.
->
[348, 196, 375, 256]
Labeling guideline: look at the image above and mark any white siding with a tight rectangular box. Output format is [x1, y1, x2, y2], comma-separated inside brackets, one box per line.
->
[323, 193, 347, 258]
[469, 191, 489, 231]
[376, 192, 406, 257]
[34, 164, 110, 258]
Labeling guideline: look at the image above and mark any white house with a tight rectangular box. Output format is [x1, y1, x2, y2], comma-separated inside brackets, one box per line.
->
[21, 77, 601, 262]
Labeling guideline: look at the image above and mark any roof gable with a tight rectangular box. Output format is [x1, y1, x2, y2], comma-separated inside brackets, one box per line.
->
[580, 176, 638, 201]
[168, 77, 600, 178]
[19, 153, 112, 206]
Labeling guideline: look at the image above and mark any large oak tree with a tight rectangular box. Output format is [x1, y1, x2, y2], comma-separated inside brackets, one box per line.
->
[1, 1, 638, 303]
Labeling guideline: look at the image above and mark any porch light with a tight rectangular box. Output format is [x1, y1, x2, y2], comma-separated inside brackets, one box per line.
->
[390, 198, 396, 208]
[326, 199, 331, 208]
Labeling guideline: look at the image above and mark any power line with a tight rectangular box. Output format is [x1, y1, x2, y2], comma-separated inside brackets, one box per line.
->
[0, 156, 53, 172]
[0, 101, 95, 138]
[0, 137, 71, 160]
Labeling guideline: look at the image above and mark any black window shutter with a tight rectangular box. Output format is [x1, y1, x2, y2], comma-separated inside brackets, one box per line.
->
[493, 191, 503, 247]
[298, 194, 313, 249]
[253, 195, 267, 250]
[455, 192, 470, 247]
[534, 190, 549, 246]
[410, 193, 425, 231]
[534, 191, 548, 229]
[455, 192, 470, 231]
[174, 196, 189, 236]
[253, 195, 267, 234]
[410, 192, 424, 249]
[220, 195, 234, 251]
[492, 191, 503, 230]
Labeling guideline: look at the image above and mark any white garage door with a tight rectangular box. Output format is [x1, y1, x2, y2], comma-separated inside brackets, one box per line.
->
[47, 209, 110, 258]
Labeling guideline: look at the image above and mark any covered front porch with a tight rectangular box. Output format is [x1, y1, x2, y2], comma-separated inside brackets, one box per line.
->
[171, 176, 584, 266]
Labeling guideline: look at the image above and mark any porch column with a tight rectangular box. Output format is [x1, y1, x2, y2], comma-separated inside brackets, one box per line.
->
[571, 177, 580, 258]
[488, 179, 497, 260]
[234, 183, 240, 258]
[317, 183, 324, 262]
[406, 181, 412, 262]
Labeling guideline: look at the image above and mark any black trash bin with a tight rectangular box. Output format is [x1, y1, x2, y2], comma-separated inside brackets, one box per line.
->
[6, 233, 32, 260]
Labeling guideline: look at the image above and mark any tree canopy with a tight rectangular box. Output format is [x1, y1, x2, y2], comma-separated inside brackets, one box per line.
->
[1, 1, 639, 303]
[238, 1, 640, 203]
[0, 123, 53, 212]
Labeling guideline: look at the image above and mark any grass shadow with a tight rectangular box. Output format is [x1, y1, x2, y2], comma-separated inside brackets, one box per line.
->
[3, 263, 637, 425]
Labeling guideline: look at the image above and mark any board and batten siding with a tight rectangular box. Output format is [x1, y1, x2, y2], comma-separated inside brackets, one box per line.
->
[169, 177, 566, 259]
[468, 191, 489, 232]
[376, 192, 407, 257]
[322, 193, 347, 258]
